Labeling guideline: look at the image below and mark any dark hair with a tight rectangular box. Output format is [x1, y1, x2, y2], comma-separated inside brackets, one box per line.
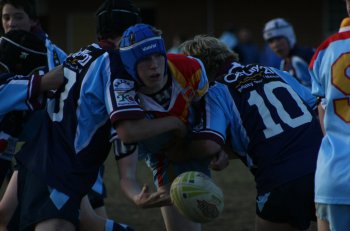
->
[96, 0, 141, 40]
[0, 0, 37, 20]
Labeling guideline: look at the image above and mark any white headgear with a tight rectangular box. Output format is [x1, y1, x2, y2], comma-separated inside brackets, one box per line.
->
[263, 18, 296, 48]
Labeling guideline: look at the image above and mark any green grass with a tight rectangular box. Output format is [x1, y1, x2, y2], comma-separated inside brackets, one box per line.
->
[103, 154, 256, 230]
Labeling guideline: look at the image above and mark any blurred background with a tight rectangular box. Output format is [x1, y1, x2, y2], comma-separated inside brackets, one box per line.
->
[36, 0, 347, 53]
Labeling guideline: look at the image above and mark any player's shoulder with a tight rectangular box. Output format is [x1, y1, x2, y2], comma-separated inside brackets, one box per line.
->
[167, 53, 202, 68]
[310, 31, 350, 69]
[167, 53, 205, 81]
[64, 44, 107, 68]
[207, 81, 229, 98]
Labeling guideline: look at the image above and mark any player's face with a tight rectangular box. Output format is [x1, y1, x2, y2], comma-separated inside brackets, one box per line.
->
[137, 54, 166, 93]
[2, 4, 36, 33]
[267, 36, 290, 58]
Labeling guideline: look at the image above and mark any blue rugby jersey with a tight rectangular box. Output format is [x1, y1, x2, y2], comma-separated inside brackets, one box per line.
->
[15, 44, 128, 200]
[280, 46, 315, 90]
[0, 72, 42, 117]
[17, 31, 69, 141]
[309, 17, 350, 205]
[193, 61, 323, 193]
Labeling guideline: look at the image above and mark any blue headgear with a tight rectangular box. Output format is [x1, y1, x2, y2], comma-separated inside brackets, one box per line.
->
[119, 23, 167, 83]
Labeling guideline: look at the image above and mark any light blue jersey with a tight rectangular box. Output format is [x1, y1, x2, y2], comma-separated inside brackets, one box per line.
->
[0, 73, 43, 117]
[16, 45, 128, 199]
[280, 46, 314, 90]
[309, 19, 350, 205]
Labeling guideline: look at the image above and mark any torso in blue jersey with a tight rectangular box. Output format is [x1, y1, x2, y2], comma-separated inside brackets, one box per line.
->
[280, 46, 314, 90]
[195, 61, 323, 193]
[16, 43, 126, 199]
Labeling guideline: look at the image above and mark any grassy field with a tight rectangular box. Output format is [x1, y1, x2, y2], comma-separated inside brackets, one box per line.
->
[0, 153, 317, 230]
[103, 154, 257, 231]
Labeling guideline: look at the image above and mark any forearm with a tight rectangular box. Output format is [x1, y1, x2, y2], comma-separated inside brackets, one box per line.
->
[223, 142, 239, 159]
[186, 139, 222, 159]
[119, 177, 143, 205]
[116, 116, 184, 144]
[187, 139, 231, 171]
[40, 65, 64, 92]
[117, 153, 142, 205]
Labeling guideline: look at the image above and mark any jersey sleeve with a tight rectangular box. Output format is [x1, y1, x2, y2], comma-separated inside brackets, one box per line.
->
[167, 54, 209, 102]
[188, 57, 209, 101]
[192, 83, 229, 146]
[0, 73, 43, 116]
[309, 46, 326, 98]
[105, 51, 145, 125]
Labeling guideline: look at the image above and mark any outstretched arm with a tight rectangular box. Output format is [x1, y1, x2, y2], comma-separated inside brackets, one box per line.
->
[117, 152, 171, 208]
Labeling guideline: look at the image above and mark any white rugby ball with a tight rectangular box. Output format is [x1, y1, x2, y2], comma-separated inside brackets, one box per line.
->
[170, 171, 224, 223]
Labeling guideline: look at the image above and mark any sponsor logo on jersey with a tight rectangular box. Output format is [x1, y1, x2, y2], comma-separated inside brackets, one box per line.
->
[113, 79, 134, 91]
[116, 91, 138, 107]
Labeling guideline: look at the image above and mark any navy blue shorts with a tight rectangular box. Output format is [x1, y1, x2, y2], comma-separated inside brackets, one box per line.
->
[88, 166, 107, 209]
[15, 163, 80, 230]
[256, 173, 316, 230]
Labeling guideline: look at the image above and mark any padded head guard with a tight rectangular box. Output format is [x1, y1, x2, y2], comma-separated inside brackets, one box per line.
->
[119, 23, 167, 82]
[263, 18, 296, 48]
[96, 0, 141, 39]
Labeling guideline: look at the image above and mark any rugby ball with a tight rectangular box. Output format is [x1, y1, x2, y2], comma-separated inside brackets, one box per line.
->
[170, 171, 224, 223]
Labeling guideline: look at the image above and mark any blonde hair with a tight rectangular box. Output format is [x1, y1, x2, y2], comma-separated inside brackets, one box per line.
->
[179, 35, 239, 81]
